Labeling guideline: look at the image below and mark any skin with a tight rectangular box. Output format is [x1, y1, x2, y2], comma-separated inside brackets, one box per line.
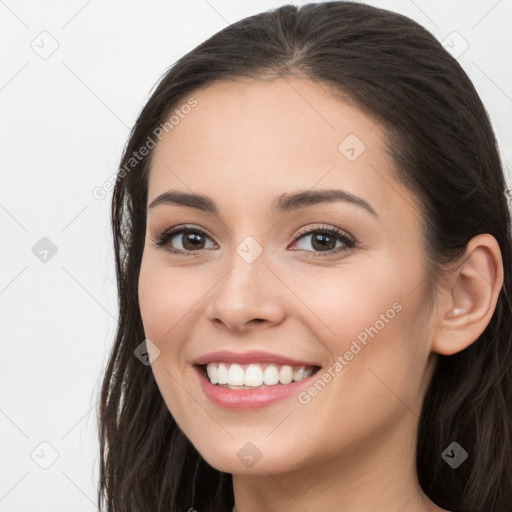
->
[137, 77, 503, 512]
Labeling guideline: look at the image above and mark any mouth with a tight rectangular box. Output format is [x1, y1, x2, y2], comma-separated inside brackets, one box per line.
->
[193, 361, 323, 410]
[195, 362, 322, 389]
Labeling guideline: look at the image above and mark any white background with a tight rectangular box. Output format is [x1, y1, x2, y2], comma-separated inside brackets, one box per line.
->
[1, 0, 511, 510]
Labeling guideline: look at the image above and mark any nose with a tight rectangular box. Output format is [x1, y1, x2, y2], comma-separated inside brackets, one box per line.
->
[205, 249, 286, 333]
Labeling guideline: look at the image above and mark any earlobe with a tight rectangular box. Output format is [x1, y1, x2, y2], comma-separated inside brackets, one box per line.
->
[431, 234, 504, 356]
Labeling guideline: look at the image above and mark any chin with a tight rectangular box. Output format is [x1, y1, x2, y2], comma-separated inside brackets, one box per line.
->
[189, 434, 305, 476]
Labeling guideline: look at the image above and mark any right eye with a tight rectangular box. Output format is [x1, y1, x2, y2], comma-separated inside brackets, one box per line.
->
[152, 225, 217, 255]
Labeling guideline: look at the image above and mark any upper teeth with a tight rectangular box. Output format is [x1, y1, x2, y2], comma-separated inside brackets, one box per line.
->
[205, 362, 315, 387]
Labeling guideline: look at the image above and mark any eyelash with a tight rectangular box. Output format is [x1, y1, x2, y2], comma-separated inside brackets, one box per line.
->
[151, 224, 356, 258]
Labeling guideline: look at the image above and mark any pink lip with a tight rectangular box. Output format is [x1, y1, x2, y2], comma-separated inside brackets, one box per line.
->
[194, 350, 320, 367]
[193, 364, 321, 410]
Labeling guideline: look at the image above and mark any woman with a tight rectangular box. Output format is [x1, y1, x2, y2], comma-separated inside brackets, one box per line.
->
[97, 2, 512, 511]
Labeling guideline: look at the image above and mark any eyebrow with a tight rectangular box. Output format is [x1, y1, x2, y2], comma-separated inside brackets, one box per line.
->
[148, 188, 378, 217]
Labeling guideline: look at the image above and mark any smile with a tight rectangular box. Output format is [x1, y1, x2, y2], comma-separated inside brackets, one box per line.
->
[194, 363, 322, 410]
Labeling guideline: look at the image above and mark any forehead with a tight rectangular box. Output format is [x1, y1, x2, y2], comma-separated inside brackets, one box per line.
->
[147, 77, 414, 221]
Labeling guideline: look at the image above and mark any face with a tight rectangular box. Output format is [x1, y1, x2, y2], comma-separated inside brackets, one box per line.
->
[138, 77, 438, 476]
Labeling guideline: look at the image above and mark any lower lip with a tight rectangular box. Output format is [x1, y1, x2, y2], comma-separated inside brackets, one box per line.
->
[194, 365, 320, 410]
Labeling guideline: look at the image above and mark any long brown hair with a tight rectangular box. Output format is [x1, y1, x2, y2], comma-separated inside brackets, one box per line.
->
[97, 2, 512, 511]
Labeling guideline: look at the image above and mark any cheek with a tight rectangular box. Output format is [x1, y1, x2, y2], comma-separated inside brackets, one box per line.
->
[299, 256, 430, 384]
[289, 262, 402, 347]
[295, 284, 431, 452]
[138, 257, 204, 339]
[137, 258, 199, 425]
[138, 262, 167, 338]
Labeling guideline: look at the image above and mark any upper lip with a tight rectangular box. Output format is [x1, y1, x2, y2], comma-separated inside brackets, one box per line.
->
[194, 350, 321, 367]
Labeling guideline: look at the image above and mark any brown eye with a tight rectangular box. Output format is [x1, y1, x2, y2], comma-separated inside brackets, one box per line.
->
[307, 232, 338, 251]
[179, 231, 207, 251]
[289, 226, 356, 257]
[153, 226, 216, 254]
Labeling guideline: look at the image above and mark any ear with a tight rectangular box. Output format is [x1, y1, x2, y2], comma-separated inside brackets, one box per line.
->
[431, 234, 504, 356]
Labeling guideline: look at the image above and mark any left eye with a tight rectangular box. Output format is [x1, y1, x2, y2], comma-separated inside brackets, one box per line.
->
[289, 227, 355, 256]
